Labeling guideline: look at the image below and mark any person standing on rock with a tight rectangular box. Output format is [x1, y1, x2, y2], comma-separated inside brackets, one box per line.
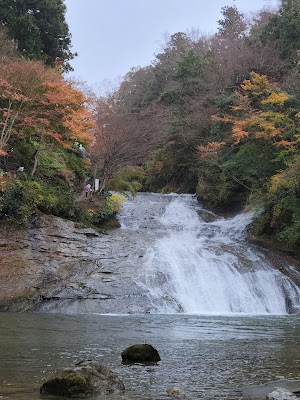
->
[84, 183, 91, 198]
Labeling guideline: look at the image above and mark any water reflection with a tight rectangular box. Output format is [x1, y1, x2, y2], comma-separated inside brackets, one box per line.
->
[1, 313, 300, 399]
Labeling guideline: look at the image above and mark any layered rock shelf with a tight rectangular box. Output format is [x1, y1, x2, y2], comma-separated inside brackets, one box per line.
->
[0, 213, 150, 313]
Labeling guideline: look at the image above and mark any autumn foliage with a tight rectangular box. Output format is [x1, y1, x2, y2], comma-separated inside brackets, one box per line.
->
[199, 72, 296, 158]
[0, 39, 96, 224]
[0, 59, 94, 157]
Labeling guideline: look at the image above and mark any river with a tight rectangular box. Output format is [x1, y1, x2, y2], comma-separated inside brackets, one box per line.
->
[1, 313, 300, 399]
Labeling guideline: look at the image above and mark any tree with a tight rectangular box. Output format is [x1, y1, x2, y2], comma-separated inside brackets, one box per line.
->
[90, 98, 168, 193]
[0, 27, 18, 62]
[0, 58, 94, 174]
[197, 72, 299, 210]
[0, 0, 76, 71]
[0, 58, 48, 157]
[200, 72, 293, 150]
[259, 0, 300, 73]
[28, 78, 94, 176]
[217, 6, 247, 41]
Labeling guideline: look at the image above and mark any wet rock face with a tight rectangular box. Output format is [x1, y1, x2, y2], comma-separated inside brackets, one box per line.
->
[121, 344, 161, 363]
[40, 361, 125, 397]
[1, 193, 300, 315]
[0, 213, 151, 313]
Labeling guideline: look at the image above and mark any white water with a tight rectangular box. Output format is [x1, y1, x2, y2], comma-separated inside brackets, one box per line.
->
[119, 193, 300, 315]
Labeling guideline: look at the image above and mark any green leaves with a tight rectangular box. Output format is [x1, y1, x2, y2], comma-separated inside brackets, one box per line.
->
[0, 0, 76, 71]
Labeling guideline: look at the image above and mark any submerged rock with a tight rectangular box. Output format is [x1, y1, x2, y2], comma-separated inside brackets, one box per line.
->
[40, 361, 125, 397]
[266, 387, 297, 399]
[166, 386, 186, 398]
[121, 344, 161, 363]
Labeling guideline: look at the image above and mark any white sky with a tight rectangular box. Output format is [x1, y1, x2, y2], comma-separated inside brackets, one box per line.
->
[64, 0, 279, 91]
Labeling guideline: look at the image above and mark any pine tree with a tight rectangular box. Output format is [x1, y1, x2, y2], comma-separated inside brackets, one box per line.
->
[0, 0, 76, 71]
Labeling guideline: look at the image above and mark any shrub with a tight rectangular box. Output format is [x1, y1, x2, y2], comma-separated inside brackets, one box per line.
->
[89, 193, 126, 226]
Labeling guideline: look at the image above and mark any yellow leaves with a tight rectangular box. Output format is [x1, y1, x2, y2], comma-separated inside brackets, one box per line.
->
[241, 72, 289, 106]
[241, 72, 269, 94]
[207, 72, 298, 162]
[107, 193, 126, 213]
[269, 156, 300, 194]
[260, 111, 285, 122]
[261, 91, 289, 105]
[110, 193, 126, 203]
[269, 174, 283, 193]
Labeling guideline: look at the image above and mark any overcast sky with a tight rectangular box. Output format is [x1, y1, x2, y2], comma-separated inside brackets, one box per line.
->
[64, 0, 279, 91]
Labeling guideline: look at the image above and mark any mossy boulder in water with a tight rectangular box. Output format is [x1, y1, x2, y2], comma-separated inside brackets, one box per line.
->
[40, 361, 125, 397]
[121, 344, 160, 363]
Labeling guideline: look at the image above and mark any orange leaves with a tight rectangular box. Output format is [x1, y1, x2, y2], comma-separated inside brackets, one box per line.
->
[0, 57, 95, 154]
[20, 117, 51, 127]
[43, 80, 85, 107]
[40, 79, 95, 147]
[232, 127, 249, 144]
[62, 107, 95, 145]
[274, 139, 296, 147]
[198, 141, 226, 158]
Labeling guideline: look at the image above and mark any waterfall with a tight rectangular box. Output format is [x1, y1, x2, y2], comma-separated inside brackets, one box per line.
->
[119, 193, 300, 315]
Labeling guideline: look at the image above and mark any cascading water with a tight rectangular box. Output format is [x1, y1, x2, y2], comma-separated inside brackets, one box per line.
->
[119, 193, 300, 315]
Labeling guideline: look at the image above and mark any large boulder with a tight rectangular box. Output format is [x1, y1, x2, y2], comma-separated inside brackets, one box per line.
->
[121, 344, 161, 363]
[40, 361, 125, 397]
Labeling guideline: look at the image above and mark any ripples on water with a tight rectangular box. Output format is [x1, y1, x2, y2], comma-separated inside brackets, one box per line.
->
[1, 313, 300, 399]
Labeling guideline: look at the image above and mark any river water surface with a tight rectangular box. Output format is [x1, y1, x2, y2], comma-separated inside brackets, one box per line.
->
[1, 313, 300, 399]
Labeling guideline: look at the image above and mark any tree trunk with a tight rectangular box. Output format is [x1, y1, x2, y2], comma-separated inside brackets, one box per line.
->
[98, 176, 107, 194]
[31, 135, 44, 177]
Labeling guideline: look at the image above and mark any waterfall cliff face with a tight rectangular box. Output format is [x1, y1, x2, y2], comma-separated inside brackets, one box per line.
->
[119, 193, 300, 315]
[2, 193, 299, 315]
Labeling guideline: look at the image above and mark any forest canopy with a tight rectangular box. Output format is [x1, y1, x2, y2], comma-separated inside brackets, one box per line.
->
[91, 0, 300, 250]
